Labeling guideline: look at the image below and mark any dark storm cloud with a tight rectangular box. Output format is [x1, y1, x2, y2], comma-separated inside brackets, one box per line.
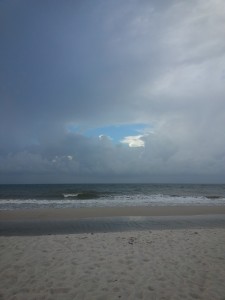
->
[0, 0, 225, 183]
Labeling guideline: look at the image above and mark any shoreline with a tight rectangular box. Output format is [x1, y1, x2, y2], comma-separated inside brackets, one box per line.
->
[1, 205, 225, 221]
[1, 206, 225, 236]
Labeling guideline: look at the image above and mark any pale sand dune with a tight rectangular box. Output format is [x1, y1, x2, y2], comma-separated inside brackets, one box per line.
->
[1, 229, 225, 300]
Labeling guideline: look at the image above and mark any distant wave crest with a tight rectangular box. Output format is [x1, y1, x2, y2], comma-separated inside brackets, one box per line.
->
[63, 193, 79, 198]
[63, 191, 100, 199]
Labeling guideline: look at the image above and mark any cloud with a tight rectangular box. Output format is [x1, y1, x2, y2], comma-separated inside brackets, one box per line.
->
[121, 135, 145, 148]
[0, 128, 224, 183]
[0, 0, 225, 183]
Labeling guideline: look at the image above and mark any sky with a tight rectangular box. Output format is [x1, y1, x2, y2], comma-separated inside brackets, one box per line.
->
[0, 0, 225, 184]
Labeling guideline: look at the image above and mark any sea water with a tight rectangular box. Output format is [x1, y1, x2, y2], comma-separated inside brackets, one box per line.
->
[0, 183, 225, 210]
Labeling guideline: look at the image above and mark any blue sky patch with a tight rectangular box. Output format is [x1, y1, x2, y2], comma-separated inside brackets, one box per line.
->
[67, 123, 148, 142]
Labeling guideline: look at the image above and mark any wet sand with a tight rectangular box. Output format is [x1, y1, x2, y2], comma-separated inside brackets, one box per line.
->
[1, 206, 225, 236]
[1, 205, 225, 221]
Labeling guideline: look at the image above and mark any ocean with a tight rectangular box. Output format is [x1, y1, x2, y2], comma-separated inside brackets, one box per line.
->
[0, 183, 225, 210]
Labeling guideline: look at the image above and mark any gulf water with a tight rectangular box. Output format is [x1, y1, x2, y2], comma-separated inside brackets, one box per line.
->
[0, 183, 225, 210]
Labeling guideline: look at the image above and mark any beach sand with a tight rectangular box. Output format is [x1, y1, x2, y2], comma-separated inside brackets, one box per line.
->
[1, 227, 225, 300]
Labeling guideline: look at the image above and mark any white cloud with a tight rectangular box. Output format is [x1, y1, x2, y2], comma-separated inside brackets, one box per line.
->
[121, 135, 145, 148]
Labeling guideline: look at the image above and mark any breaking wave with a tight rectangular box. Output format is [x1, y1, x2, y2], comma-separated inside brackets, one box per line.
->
[63, 191, 100, 199]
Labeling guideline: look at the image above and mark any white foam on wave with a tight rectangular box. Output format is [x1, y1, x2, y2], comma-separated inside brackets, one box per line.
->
[1, 194, 225, 209]
[0, 199, 78, 204]
[63, 193, 79, 198]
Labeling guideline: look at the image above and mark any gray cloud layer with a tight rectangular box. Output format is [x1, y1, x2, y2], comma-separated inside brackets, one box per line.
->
[0, 0, 225, 183]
